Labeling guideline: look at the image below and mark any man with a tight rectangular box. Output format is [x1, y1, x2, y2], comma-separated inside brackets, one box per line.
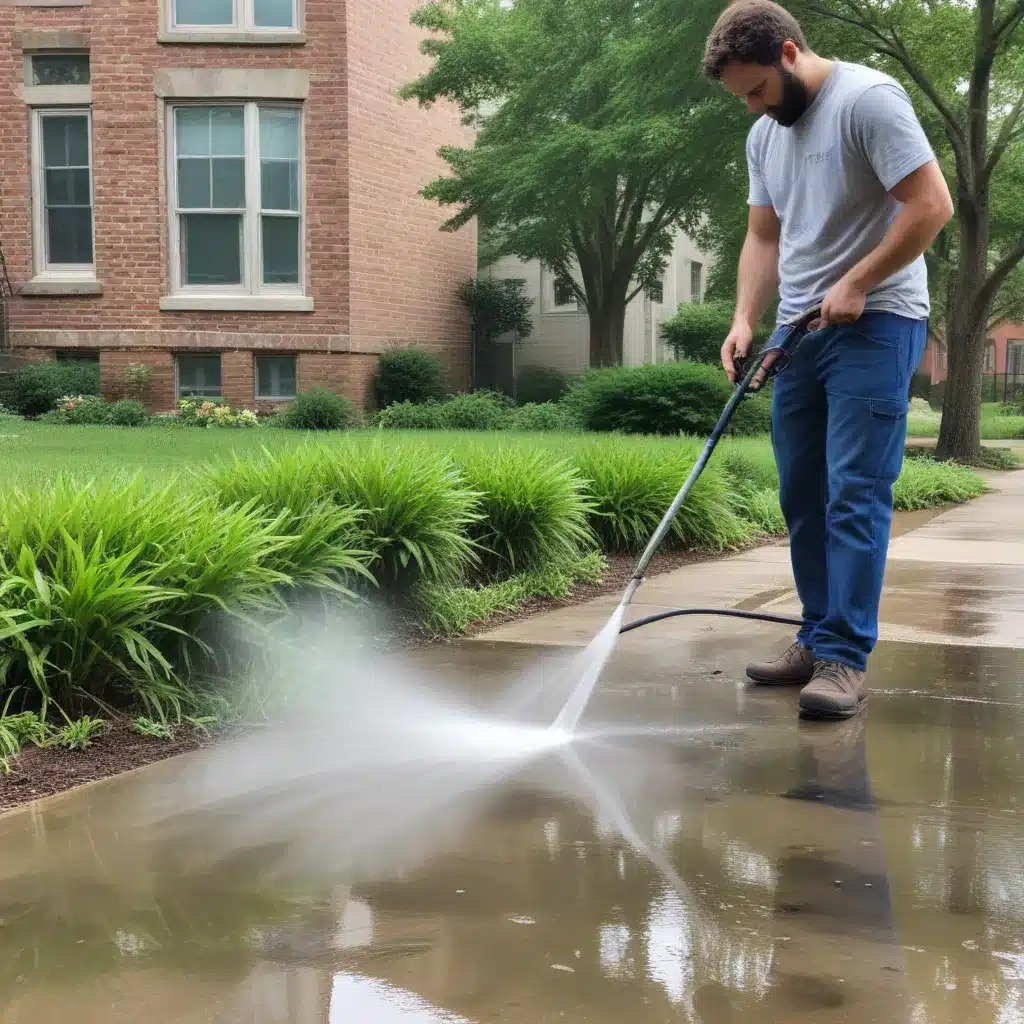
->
[703, 1, 953, 719]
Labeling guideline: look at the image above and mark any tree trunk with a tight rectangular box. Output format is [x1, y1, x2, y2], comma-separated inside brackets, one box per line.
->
[936, 204, 988, 463]
[588, 294, 627, 367]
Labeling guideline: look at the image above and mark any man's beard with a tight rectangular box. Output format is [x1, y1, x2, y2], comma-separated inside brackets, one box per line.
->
[766, 68, 810, 127]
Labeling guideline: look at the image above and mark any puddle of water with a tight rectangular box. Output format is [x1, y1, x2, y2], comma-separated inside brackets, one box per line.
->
[2, 635, 1024, 1022]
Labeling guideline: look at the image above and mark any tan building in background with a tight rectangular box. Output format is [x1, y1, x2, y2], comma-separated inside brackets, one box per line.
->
[483, 226, 712, 378]
[0, 0, 476, 412]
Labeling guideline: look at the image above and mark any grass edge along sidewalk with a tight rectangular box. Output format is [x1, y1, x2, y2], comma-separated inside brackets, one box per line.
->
[0, 428, 986, 787]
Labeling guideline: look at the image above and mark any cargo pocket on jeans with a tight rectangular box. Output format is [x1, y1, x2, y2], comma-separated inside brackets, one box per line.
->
[866, 398, 908, 482]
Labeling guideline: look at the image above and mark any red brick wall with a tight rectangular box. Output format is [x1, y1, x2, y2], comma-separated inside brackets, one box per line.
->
[346, 0, 476, 391]
[0, 0, 476, 401]
[100, 349, 173, 408]
[1, 0, 351, 339]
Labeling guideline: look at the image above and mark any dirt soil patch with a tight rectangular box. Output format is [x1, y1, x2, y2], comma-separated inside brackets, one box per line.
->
[0, 721, 210, 812]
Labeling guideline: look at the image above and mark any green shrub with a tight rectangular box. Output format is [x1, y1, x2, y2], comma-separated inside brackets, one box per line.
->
[0, 475, 371, 715]
[660, 300, 771, 364]
[42, 394, 112, 425]
[515, 365, 569, 405]
[563, 363, 733, 436]
[176, 399, 259, 429]
[457, 447, 595, 575]
[508, 402, 573, 432]
[202, 442, 481, 593]
[107, 399, 150, 427]
[729, 390, 773, 435]
[375, 400, 446, 430]
[375, 346, 446, 407]
[276, 389, 352, 431]
[438, 390, 515, 431]
[568, 438, 750, 551]
[2, 362, 101, 417]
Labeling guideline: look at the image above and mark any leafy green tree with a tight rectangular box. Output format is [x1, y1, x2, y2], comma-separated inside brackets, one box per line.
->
[795, 0, 1024, 461]
[401, 0, 748, 367]
[458, 277, 533, 345]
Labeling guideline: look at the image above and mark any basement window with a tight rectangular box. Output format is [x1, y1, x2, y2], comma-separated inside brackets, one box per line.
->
[255, 356, 297, 399]
[176, 354, 222, 399]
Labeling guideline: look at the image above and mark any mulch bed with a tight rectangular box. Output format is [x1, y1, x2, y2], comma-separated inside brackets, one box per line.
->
[0, 721, 210, 812]
[0, 540, 780, 814]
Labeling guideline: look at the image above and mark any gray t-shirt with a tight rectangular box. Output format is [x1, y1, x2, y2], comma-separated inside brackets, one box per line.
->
[746, 60, 936, 324]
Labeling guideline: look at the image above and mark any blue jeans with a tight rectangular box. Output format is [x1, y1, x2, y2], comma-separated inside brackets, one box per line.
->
[771, 312, 928, 671]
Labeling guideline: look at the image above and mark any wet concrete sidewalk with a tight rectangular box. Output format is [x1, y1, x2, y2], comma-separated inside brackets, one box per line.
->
[1, 473, 1024, 1023]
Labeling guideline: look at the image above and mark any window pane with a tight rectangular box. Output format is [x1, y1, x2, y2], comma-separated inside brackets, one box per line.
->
[212, 158, 246, 208]
[47, 207, 93, 264]
[44, 168, 92, 207]
[254, 0, 295, 28]
[176, 108, 211, 157]
[259, 108, 300, 160]
[260, 161, 298, 211]
[256, 356, 297, 399]
[174, 0, 234, 26]
[31, 55, 90, 87]
[42, 116, 89, 169]
[177, 159, 211, 208]
[178, 356, 222, 398]
[262, 216, 299, 285]
[182, 214, 242, 286]
[211, 108, 244, 156]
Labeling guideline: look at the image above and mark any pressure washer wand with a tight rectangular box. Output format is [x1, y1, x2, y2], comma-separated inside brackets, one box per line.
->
[618, 304, 823, 614]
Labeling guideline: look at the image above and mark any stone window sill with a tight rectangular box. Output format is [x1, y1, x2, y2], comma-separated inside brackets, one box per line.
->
[21, 277, 103, 297]
[160, 294, 313, 312]
[158, 29, 306, 45]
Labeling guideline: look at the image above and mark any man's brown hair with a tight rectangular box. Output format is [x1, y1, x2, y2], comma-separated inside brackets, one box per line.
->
[703, 0, 810, 80]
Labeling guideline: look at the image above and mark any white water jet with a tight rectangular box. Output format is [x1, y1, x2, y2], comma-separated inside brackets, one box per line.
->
[551, 602, 627, 735]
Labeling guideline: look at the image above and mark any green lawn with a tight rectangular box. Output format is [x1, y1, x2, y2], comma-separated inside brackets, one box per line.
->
[0, 415, 782, 489]
[906, 400, 1024, 440]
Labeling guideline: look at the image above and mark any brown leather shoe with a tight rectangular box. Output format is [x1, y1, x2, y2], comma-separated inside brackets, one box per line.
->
[799, 661, 867, 719]
[746, 641, 816, 685]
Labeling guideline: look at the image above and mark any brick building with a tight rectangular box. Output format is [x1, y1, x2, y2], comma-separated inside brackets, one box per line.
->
[0, 0, 476, 412]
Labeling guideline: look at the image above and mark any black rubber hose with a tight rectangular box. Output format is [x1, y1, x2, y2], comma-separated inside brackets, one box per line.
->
[619, 608, 803, 634]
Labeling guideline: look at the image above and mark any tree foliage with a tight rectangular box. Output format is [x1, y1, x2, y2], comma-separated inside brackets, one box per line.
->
[457, 277, 533, 344]
[660, 300, 772, 364]
[402, 0, 748, 366]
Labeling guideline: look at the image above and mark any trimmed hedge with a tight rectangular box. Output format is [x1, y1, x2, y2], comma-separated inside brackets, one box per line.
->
[375, 346, 446, 408]
[562, 363, 734, 436]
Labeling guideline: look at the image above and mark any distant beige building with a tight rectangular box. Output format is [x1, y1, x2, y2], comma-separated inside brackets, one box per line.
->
[482, 226, 713, 377]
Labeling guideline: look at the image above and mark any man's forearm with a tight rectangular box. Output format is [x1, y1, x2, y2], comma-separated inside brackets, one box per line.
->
[734, 233, 779, 330]
[843, 199, 950, 296]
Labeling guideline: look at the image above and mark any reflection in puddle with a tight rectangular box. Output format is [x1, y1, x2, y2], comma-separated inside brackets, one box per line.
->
[330, 975, 471, 1023]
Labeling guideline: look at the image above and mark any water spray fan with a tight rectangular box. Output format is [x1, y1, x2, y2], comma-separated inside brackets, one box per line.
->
[554, 304, 823, 733]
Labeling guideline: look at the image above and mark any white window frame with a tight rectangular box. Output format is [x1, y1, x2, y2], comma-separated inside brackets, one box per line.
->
[255, 354, 297, 400]
[690, 260, 704, 304]
[167, 0, 300, 35]
[30, 106, 97, 282]
[166, 100, 306, 305]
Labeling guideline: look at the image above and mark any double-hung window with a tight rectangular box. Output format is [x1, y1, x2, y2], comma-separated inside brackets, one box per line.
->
[31, 109, 95, 277]
[169, 103, 303, 304]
